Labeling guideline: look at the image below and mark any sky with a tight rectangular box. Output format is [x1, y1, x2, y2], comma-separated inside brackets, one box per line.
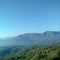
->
[0, 0, 60, 37]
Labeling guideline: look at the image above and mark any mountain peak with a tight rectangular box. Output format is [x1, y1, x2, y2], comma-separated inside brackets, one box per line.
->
[44, 31, 60, 35]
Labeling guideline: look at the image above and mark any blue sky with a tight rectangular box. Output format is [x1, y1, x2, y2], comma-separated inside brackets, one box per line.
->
[0, 0, 60, 37]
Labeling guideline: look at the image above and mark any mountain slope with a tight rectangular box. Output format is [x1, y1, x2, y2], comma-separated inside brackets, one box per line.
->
[0, 43, 60, 60]
[0, 31, 60, 46]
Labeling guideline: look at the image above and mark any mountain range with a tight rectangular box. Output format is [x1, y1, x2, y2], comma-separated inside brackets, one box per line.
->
[0, 31, 60, 46]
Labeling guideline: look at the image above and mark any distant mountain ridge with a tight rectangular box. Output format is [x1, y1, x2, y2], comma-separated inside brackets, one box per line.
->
[0, 31, 60, 46]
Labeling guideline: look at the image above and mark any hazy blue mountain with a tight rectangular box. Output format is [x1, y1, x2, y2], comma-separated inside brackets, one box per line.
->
[0, 31, 60, 46]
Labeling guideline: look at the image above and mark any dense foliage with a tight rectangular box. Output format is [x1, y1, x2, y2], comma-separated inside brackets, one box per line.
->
[0, 43, 60, 60]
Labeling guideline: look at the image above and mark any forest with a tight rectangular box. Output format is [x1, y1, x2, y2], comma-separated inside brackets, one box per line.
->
[0, 43, 60, 60]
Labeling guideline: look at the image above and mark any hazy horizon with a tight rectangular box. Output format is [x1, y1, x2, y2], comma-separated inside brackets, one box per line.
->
[0, 0, 60, 37]
[0, 31, 60, 38]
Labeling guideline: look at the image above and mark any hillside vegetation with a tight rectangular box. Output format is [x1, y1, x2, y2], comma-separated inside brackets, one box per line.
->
[0, 43, 60, 60]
